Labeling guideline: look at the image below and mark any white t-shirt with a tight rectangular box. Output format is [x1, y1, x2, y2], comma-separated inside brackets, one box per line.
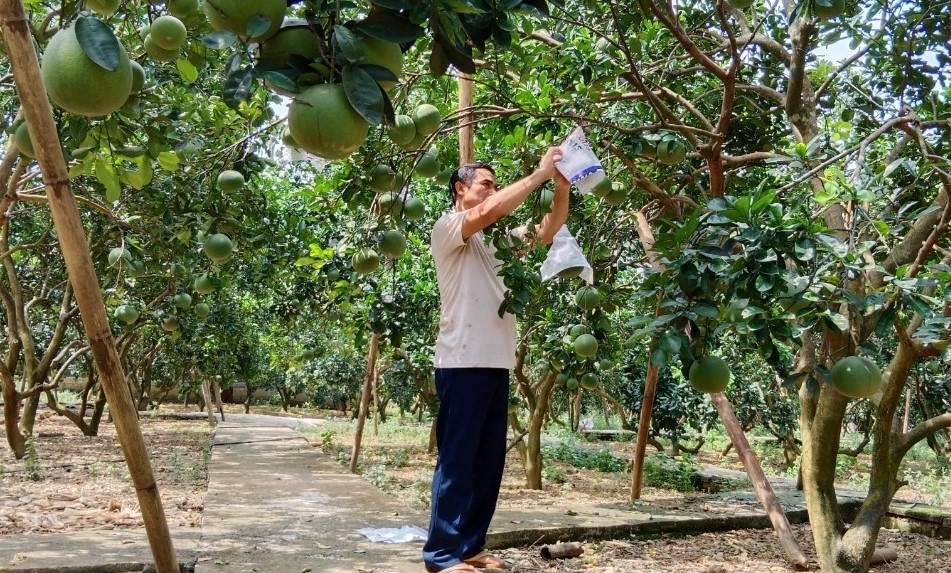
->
[431, 210, 516, 369]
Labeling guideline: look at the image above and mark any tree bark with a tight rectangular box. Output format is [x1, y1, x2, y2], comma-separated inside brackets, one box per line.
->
[0, 5, 179, 571]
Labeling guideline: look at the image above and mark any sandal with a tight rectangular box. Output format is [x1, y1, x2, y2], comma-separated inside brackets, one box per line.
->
[464, 550, 510, 570]
[425, 563, 479, 573]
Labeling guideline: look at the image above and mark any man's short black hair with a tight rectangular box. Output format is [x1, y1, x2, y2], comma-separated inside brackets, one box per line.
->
[448, 162, 495, 206]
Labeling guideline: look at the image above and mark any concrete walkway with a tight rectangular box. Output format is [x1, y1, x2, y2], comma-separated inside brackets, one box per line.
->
[1, 413, 947, 572]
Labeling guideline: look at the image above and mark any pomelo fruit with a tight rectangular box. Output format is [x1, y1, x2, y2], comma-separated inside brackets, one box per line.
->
[356, 34, 402, 91]
[657, 137, 687, 165]
[114, 304, 139, 325]
[569, 324, 589, 337]
[415, 148, 440, 178]
[14, 122, 35, 158]
[161, 315, 181, 332]
[573, 333, 599, 358]
[203, 233, 233, 262]
[352, 248, 380, 275]
[557, 266, 584, 279]
[194, 302, 211, 320]
[688, 355, 731, 393]
[288, 83, 369, 160]
[830, 356, 882, 398]
[590, 177, 613, 197]
[411, 103, 440, 136]
[201, 0, 286, 42]
[129, 60, 145, 93]
[369, 164, 398, 193]
[168, 0, 200, 18]
[258, 24, 319, 70]
[217, 169, 245, 192]
[144, 34, 180, 62]
[173, 292, 192, 309]
[193, 274, 215, 294]
[168, 262, 186, 278]
[565, 377, 580, 390]
[85, 0, 121, 17]
[41, 22, 133, 117]
[377, 191, 405, 217]
[387, 114, 416, 146]
[403, 196, 426, 221]
[377, 229, 407, 259]
[574, 285, 602, 311]
[108, 246, 131, 269]
[603, 182, 628, 206]
[149, 15, 187, 51]
[813, 0, 845, 19]
[580, 372, 599, 389]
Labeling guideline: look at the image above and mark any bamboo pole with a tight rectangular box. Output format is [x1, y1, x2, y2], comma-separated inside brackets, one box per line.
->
[458, 72, 473, 164]
[349, 332, 379, 473]
[711, 392, 808, 569]
[0, 3, 179, 572]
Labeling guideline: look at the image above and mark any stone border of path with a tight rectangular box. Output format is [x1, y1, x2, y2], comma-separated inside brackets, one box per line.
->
[1, 413, 948, 572]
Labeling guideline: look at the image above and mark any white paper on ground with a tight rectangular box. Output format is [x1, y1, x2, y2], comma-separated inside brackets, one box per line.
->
[357, 524, 428, 543]
[540, 225, 594, 284]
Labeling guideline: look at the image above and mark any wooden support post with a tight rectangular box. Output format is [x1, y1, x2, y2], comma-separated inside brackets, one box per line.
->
[630, 359, 659, 499]
[458, 72, 473, 165]
[0, 4, 179, 571]
[349, 332, 380, 474]
[201, 378, 217, 427]
[710, 392, 808, 569]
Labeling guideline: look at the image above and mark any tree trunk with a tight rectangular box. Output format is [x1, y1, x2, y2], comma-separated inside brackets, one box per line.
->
[19, 387, 40, 437]
[0, 6, 179, 571]
[523, 371, 557, 489]
[1, 368, 25, 457]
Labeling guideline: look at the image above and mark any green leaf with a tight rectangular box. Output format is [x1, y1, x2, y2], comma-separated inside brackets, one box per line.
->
[95, 158, 121, 202]
[259, 71, 298, 94]
[295, 257, 316, 266]
[352, 13, 424, 43]
[120, 156, 153, 190]
[201, 30, 237, 50]
[223, 66, 254, 108]
[246, 14, 273, 38]
[75, 15, 121, 72]
[342, 65, 384, 125]
[176, 58, 199, 83]
[157, 151, 179, 171]
[334, 25, 362, 65]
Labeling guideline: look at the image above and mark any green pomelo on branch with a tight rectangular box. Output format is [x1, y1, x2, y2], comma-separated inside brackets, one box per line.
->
[569, 324, 589, 337]
[557, 266, 584, 279]
[403, 196, 426, 221]
[377, 191, 405, 218]
[813, 0, 845, 19]
[114, 304, 139, 325]
[201, 0, 286, 42]
[108, 247, 132, 268]
[217, 169, 245, 192]
[149, 15, 187, 51]
[434, 166, 453, 185]
[203, 233, 234, 262]
[193, 274, 215, 294]
[356, 35, 403, 91]
[41, 21, 134, 117]
[574, 285, 602, 311]
[369, 164, 398, 193]
[415, 148, 440, 178]
[388, 114, 416, 146]
[129, 60, 146, 93]
[288, 84, 370, 160]
[168, 0, 200, 18]
[173, 293, 192, 309]
[590, 176, 613, 198]
[377, 229, 407, 259]
[829, 356, 882, 398]
[688, 355, 731, 393]
[194, 302, 211, 320]
[161, 316, 181, 332]
[603, 182, 628, 206]
[14, 122, 35, 158]
[352, 248, 380, 275]
[565, 377, 580, 391]
[144, 35, 180, 62]
[85, 0, 121, 17]
[656, 137, 687, 165]
[411, 103, 441, 136]
[258, 24, 320, 70]
[573, 333, 599, 358]
[580, 372, 599, 389]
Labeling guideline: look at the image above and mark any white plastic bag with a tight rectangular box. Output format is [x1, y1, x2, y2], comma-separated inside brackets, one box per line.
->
[357, 524, 428, 543]
[556, 127, 605, 194]
[541, 225, 593, 284]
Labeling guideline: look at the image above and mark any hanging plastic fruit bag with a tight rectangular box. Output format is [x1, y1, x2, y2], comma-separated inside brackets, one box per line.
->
[541, 225, 593, 284]
[555, 127, 605, 194]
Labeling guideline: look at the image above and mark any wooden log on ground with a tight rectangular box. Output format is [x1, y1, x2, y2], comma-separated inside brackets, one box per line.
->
[540, 542, 584, 559]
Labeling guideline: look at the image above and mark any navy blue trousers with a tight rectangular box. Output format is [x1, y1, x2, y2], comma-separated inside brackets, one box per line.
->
[422, 367, 509, 572]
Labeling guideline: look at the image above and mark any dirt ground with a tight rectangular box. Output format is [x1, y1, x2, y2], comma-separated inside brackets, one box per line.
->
[2, 405, 950, 572]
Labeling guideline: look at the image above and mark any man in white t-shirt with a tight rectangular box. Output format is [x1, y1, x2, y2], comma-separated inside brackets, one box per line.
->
[423, 148, 569, 573]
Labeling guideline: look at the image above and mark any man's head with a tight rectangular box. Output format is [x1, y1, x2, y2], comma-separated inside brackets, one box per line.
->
[448, 162, 497, 210]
